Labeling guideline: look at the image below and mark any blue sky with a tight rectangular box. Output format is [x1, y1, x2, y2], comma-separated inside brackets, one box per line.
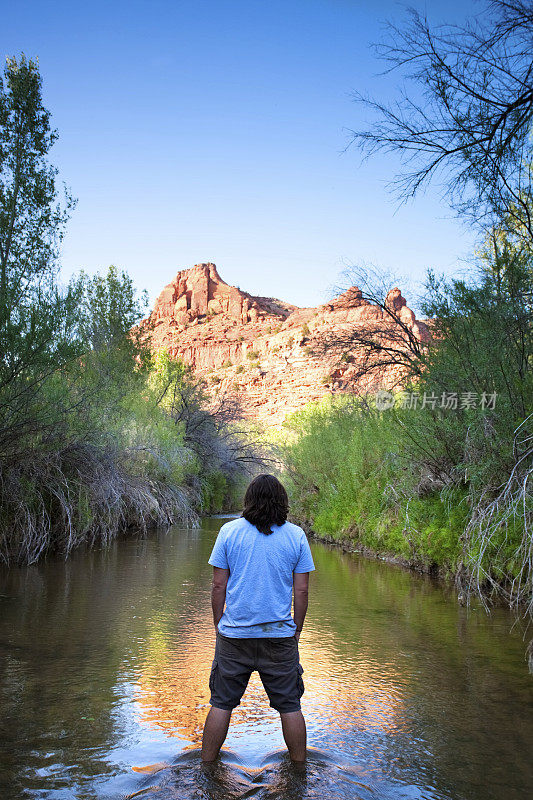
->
[3, 0, 479, 310]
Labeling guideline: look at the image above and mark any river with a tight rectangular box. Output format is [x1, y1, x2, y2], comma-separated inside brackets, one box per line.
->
[0, 516, 531, 800]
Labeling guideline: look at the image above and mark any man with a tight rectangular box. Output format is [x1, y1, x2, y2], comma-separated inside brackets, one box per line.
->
[201, 473, 315, 763]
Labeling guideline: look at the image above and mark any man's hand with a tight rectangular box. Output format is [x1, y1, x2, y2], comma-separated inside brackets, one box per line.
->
[294, 630, 301, 645]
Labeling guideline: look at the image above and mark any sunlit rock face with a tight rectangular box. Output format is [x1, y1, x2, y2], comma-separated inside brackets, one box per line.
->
[147, 263, 430, 427]
[152, 263, 273, 327]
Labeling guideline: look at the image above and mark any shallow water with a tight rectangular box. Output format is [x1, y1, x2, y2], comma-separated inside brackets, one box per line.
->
[0, 516, 531, 800]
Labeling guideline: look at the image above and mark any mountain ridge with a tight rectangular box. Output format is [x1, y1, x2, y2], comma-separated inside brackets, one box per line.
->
[147, 263, 429, 426]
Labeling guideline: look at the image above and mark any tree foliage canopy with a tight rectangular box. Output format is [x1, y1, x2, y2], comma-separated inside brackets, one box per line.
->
[0, 55, 78, 396]
[0, 56, 260, 564]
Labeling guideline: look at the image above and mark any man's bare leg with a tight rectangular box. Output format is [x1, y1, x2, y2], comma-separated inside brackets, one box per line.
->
[280, 710, 307, 762]
[201, 707, 232, 762]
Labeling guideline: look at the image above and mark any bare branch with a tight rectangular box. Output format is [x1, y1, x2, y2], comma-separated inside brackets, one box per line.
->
[350, 1, 533, 244]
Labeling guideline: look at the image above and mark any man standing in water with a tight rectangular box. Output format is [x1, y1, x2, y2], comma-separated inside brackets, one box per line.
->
[201, 474, 315, 763]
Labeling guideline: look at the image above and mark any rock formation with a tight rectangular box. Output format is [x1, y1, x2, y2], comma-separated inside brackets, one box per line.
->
[147, 263, 429, 427]
[151, 263, 274, 328]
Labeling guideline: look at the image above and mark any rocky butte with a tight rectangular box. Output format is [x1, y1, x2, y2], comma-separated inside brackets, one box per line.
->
[147, 263, 429, 427]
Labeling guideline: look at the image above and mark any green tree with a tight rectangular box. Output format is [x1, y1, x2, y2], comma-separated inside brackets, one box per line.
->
[74, 265, 149, 353]
[68, 265, 151, 409]
[0, 55, 78, 457]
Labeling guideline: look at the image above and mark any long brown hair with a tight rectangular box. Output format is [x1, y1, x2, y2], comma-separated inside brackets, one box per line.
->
[242, 474, 289, 535]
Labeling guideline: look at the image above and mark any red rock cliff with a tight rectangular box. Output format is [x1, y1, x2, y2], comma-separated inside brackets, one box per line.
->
[148, 263, 429, 427]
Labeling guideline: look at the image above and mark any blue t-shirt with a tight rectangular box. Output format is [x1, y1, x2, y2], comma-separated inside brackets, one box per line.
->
[208, 517, 315, 638]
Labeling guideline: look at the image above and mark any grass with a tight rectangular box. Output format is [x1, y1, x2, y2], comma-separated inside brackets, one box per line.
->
[0, 439, 199, 566]
[280, 396, 467, 574]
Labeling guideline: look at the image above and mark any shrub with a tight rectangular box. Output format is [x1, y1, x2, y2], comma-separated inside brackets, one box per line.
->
[0, 58, 267, 565]
[279, 397, 466, 571]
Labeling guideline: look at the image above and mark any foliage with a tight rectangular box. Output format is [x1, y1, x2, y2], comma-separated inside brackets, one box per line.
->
[0, 57, 263, 563]
[283, 240, 533, 613]
[0, 55, 80, 459]
[73, 264, 149, 353]
[418, 240, 533, 612]
[279, 396, 467, 571]
[149, 350, 268, 512]
[326, 0, 533, 625]
[0, 259, 199, 565]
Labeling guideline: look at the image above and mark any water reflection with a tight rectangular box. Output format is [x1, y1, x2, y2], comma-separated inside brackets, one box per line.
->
[0, 517, 532, 800]
[135, 622, 405, 749]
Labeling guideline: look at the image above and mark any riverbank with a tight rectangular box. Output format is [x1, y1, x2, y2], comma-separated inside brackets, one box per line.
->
[303, 527, 445, 578]
[294, 522, 533, 675]
[279, 394, 532, 619]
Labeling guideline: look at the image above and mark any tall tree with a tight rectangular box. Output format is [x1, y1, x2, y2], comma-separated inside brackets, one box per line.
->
[0, 55, 78, 456]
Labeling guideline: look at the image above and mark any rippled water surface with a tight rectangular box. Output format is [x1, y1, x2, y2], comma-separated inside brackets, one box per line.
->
[0, 517, 532, 799]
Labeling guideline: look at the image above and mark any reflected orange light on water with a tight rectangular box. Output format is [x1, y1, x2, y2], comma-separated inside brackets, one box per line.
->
[133, 615, 214, 744]
[298, 627, 406, 735]
[134, 615, 406, 745]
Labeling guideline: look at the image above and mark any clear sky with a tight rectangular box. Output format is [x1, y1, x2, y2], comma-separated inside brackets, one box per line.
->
[3, 0, 480, 310]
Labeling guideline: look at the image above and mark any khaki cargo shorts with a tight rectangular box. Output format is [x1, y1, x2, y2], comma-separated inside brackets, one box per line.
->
[209, 632, 305, 714]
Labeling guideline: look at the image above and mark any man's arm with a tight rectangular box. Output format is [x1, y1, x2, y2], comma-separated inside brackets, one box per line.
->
[211, 567, 229, 631]
[293, 571, 309, 643]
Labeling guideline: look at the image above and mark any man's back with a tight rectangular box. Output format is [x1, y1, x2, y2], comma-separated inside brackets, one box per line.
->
[208, 516, 314, 638]
[202, 474, 314, 764]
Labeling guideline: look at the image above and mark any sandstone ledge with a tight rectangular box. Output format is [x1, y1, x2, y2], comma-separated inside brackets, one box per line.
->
[146, 263, 429, 427]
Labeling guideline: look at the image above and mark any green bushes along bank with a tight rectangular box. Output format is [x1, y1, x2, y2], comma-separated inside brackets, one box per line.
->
[280, 237, 533, 614]
[0, 57, 256, 565]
